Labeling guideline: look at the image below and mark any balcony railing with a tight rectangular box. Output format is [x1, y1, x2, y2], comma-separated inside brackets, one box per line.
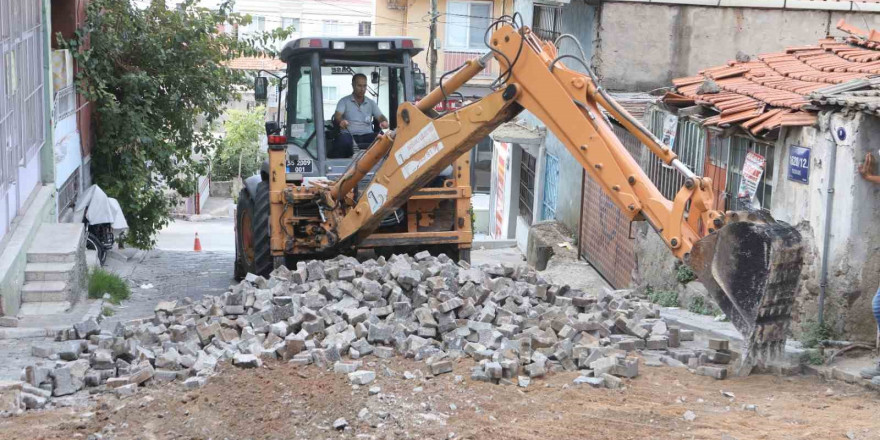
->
[443, 50, 496, 78]
[53, 85, 77, 125]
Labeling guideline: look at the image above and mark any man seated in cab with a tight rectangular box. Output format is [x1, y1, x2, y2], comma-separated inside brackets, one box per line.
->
[330, 73, 389, 158]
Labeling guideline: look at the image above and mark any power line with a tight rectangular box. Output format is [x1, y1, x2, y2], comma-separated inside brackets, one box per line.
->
[310, 0, 410, 26]
[442, 12, 502, 19]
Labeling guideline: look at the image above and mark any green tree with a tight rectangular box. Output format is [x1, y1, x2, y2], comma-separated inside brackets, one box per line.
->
[62, 0, 291, 248]
[211, 106, 267, 181]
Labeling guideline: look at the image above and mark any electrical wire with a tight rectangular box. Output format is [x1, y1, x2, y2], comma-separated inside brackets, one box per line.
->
[486, 12, 525, 90]
[437, 63, 465, 109]
[550, 33, 671, 162]
[311, 0, 410, 26]
[433, 12, 525, 112]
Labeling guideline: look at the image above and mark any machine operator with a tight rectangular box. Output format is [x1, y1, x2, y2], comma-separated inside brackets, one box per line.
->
[330, 73, 389, 158]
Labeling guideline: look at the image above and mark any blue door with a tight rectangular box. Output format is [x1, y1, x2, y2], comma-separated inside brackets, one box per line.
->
[541, 154, 559, 220]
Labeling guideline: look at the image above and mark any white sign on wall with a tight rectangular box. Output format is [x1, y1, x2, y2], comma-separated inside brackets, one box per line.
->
[737, 151, 766, 206]
[661, 113, 678, 149]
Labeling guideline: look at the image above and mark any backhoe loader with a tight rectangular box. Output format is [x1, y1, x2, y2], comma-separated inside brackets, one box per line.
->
[237, 36, 475, 279]
[235, 18, 804, 374]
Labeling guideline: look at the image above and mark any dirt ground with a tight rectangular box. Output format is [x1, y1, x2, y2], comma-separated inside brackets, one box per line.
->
[3, 356, 879, 440]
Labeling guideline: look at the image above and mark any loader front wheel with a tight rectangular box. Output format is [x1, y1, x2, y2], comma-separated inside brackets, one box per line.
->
[235, 181, 273, 279]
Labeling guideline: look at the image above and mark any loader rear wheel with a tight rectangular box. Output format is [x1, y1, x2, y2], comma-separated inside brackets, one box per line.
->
[235, 181, 273, 279]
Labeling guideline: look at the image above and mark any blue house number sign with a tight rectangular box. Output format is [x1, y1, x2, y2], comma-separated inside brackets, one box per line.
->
[788, 145, 810, 184]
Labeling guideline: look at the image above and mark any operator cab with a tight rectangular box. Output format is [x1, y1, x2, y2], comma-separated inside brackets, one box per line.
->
[257, 36, 427, 186]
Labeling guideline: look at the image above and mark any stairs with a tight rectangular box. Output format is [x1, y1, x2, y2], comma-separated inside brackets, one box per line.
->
[18, 223, 87, 316]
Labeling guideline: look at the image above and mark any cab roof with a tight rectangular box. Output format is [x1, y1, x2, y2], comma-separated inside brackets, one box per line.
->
[280, 36, 423, 63]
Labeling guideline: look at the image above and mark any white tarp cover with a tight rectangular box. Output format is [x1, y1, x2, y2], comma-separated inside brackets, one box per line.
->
[74, 185, 129, 232]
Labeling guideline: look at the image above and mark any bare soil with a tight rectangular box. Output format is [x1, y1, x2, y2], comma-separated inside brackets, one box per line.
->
[3, 356, 879, 440]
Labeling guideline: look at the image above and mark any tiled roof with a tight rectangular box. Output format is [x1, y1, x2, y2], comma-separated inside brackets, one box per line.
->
[664, 19, 880, 136]
[225, 56, 285, 71]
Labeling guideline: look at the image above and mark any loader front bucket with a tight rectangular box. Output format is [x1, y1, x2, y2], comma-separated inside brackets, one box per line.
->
[686, 211, 803, 376]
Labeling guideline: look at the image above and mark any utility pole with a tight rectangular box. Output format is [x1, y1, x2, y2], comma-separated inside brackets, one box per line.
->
[428, 0, 438, 90]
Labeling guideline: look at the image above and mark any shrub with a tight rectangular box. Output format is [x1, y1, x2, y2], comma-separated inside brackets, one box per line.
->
[688, 296, 717, 316]
[800, 320, 835, 349]
[88, 268, 131, 304]
[647, 287, 680, 308]
[676, 264, 697, 284]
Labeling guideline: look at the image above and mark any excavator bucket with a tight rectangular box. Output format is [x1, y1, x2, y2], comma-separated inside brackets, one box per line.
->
[686, 211, 804, 376]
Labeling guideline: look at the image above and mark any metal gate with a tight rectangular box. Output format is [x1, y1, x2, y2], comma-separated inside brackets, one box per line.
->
[725, 136, 775, 211]
[541, 153, 558, 220]
[577, 123, 639, 289]
[578, 170, 635, 289]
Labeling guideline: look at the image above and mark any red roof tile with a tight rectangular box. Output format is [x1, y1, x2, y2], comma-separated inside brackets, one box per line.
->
[664, 20, 880, 135]
[224, 56, 285, 71]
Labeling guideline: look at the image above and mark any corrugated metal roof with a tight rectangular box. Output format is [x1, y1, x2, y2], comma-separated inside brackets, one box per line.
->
[664, 19, 880, 135]
[605, 92, 657, 122]
[810, 77, 880, 116]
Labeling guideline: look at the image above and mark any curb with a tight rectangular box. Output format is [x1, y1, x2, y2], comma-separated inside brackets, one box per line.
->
[0, 300, 105, 341]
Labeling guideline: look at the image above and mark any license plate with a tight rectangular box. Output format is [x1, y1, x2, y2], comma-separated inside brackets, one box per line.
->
[286, 159, 313, 173]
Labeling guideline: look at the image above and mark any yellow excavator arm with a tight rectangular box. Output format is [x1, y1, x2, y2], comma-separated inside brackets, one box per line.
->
[327, 24, 722, 259]
[273, 21, 804, 375]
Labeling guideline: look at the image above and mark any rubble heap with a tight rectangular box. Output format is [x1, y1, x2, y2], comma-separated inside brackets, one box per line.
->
[8, 251, 734, 413]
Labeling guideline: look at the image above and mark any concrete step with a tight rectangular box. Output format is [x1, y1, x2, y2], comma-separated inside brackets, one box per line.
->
[24, 262, 76, 282]
[17, 301, 72, 317]
[20, 281, 70, 303]
[26, 223, 84, 264]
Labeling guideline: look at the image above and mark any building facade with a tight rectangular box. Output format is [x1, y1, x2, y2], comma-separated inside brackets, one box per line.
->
[0, 0, 57, 314]
[653, 19, 880, 341]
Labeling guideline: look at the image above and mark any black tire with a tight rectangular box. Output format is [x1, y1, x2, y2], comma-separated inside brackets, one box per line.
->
[233, 189, 248, 281]
[86, 233, 106, 266]
[235, 181, 273, 279]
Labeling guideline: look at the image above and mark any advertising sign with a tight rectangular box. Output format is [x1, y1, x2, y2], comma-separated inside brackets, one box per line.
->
[737, 151, 766, 202]
[492, 142, 510, 238]
[661, 113, 678, 149]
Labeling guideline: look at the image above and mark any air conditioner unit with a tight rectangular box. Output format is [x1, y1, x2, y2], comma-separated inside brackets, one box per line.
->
[51, 49, 73, 92]
[387, 0, 406, 10]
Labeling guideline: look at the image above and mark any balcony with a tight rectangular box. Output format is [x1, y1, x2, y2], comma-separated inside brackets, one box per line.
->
[443, 51, 496, 79]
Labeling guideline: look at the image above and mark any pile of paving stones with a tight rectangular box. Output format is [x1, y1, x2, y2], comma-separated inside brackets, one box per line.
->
[5, 251, 735, 413]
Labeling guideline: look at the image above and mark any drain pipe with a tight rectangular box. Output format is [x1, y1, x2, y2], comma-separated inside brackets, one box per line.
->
[818, 126, 841, 326]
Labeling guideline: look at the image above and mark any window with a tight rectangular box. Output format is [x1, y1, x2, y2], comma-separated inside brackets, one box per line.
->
[518, 148, 537, 225]
[4, 51, 16, 96]
[322, 20, 341, 35]
[239, 15, 265, 36]
[291, 66, 316, 157]
[532, 4, 562, 41]
[322, 86, 337, 102]
[643, 106, 710, 201]
[358, 21, 371, 36]
[282, 17, 300, 32]
[445, 1, 492, 51]
[470, 137, 493, 193]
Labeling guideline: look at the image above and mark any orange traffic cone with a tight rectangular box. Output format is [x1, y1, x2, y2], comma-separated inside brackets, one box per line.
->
[193, 232, 202, 252]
